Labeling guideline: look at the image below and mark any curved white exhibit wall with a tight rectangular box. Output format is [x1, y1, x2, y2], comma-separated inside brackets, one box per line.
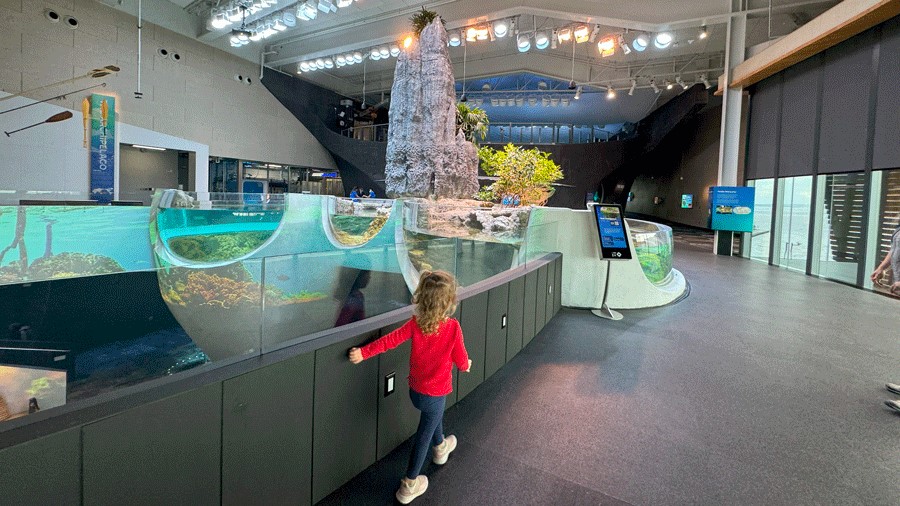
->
[526, 207, 687, 310]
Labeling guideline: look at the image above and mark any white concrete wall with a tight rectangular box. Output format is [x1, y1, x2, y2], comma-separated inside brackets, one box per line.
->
[0, 0, 336, 194]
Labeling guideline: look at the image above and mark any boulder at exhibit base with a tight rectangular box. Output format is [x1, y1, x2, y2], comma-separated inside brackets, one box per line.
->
[385, 19, 479, 199]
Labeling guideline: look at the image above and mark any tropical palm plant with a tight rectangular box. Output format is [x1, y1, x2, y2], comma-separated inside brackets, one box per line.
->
[410, 7, 443, 36]
[456, 103, 489, 143]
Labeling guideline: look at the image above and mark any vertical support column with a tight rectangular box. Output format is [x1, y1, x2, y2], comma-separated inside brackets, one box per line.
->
[715, 5, 747, 255]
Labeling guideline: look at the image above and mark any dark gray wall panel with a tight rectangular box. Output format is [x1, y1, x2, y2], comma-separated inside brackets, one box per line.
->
[874, 17, 900, 170]
[377, 322, 420, 460]
[818, 30, 875, 174]
[222, 353, 315, 506]
[555, 257, 563, 314]
[746, 80, 781, 180]
[83, 383, 222, 506]
[505, 276, 525, 361]
[535, 266, 548, 334]
[0, 427, 80, 506]
[446, 306, 461, 409]
[313, 332, 379, 504]
[778, 56, 821, 177]
[523, 271, 537, 346]
[545, 261, 556, 326]
[457, 291, 488, 401]
[485, 283, 510, 380]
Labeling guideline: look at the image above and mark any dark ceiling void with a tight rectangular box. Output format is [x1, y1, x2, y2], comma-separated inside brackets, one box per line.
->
[263, 68, 710, 208]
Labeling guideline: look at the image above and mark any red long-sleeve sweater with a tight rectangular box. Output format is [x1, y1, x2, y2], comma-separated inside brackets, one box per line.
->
[360, 317, 469, 396]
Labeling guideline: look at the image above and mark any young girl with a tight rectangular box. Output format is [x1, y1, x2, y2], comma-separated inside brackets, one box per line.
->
[349, 270, 471, 504]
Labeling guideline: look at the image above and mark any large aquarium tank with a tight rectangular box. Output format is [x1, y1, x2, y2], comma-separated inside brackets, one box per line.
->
[0, 190, 546, 424]
[626, 219, 675, 285]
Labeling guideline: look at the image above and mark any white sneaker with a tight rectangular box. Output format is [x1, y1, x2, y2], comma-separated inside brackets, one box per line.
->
[886, 400, 900, 413]
[886, 383, 900, 396]
[432, 434, 457, 465]
[396, 475, 428, 504]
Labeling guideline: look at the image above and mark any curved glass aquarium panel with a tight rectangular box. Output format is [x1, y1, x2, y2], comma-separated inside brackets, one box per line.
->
[399, 200, 533, 287]
[323, 198, 393, 247]
[626, 219, 674, 285]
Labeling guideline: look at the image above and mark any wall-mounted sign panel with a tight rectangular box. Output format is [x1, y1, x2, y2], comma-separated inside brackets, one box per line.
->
[681, 194, 693, 208]
[709, 186, 755, 232]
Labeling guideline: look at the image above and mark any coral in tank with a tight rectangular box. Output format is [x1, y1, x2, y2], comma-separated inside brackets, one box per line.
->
[27, 252, 125, 279]
[167, 231, 273, 262]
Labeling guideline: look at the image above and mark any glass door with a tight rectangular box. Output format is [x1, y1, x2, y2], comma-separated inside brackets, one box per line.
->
[811, 172, 866, 283]
[772, 176, 813, 272]
[866, 169, 900, 298]
[743, 178, 774, 263]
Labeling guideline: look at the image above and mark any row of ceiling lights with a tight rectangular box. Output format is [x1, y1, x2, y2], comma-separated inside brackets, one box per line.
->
[446, 19, 709, 56]
[211, 0, 360, 47]
[298, 36, 414, 72]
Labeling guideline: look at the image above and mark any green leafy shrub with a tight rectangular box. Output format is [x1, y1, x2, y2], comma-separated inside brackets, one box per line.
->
[476, 143, 564, 205]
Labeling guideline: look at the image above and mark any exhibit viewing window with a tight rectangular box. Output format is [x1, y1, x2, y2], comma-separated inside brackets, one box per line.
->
[868, 168, 900, 298]
[744, 179, 774, 263]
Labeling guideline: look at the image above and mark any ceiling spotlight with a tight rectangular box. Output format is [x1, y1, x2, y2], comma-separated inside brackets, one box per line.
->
[535, 31, 550, 49]
[379, 47, 389, 58]
[617, 34, 631, 54]
[226, 8, 243, 23]
[324, 57, 334, 69]
[282, 11, 297, 28]
[353, 51, 363, 63]
[403, 36, 413, 48]
[628, 79, 636, 96]
[491, 98, 499, 107]
[476, 27, 489, 40]
[249, 30, 263, 42]
[517, 34, 531, 52]
[589, 25, 601, 43]
[550, 97, 559, 107]
[460, 94, 467, 103]
[574, 86, 582, 100]
[493, 20, 509, 38]
[557, 28, 572, 43]
[632, 34, 649, 52]
[699, 26, 708, 39]
[211, 11, 230, 29]
[336, 54, 346, 65]
[390, 44, 400, 57]
[481, 84, 491, 91]
[650, 79, 660, 93]
[665, 79, 673, 90]
[676, 76, 688, 90]
[701, 74, 712, 89]
[370, 51, 380, 61]
[449, 31, 462, 47]
[466, 27, 478, 42]
[654, 32, 673, 49]
[551, 30, 558, 49]
[315, 58, 325, 69]
[568, 80, 577, 90]
[542, 96, 550, 107]
[297, 1, 317, 20]
[337, 0, 353, 7]
[515, 97, 524, 107]
[538, 81, 548, 90]
[474, 97, 483, 106]
[528, 97, 537, 106]
[606, 86, 616, 99]
[573, 25, 590, 43]
[597, 36, 616, 57]
[272, 18, 287, 31]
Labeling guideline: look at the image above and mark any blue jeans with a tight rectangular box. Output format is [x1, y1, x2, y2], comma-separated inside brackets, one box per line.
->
[406, 388, 446, 479]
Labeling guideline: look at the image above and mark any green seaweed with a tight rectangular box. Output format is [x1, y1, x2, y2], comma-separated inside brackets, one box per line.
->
[28, 252, 125, 279]
[634, 244, 673, 284]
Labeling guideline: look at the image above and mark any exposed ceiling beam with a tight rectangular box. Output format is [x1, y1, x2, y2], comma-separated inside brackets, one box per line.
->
[730, 0, 900, 88]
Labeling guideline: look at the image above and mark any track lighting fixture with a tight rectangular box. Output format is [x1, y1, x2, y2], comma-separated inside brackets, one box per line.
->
[573, 25, 590, 43]
[493, 19, 509, 38]
[606, 86, 616, 100]
[699, 26, 708, 39]
[449, 31, 462, 47]
[557, 28, 572, 43]
[676, 76, 688, 90]
[628, 79, 636, 96]
[597, 36, 616, 57]
[617, 34, 631, 55]
[665, 79, 673, 90]
[517, 34, 531, 52]
[568, 80, 577, 90]
[701, 74, 712, 89]
[589, 25, 601, 43]
[650, 79, 660, 94]
[654, 32, 673, 49]
[632, 34, 649, 52]
[535, 31, 550, 50]
[574, 86, 582, 100]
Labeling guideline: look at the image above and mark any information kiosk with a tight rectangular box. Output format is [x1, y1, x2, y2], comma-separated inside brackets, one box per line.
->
[591, 203, 632, 320]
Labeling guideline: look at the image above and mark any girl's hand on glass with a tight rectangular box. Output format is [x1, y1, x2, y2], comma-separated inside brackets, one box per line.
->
[348, 347, 363, 364]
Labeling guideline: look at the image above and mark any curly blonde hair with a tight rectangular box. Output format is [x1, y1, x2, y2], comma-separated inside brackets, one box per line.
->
[412, 270, 457, 335]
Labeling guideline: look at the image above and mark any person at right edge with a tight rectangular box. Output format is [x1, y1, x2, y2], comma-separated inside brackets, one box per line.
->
[872, 217, 900, 413]
[348, 270, 471, 504]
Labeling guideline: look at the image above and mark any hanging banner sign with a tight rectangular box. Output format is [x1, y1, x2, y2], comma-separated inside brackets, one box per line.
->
[89, 93, 115, 203]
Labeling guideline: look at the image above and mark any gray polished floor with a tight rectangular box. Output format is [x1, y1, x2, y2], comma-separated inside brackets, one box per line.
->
[320, 246, 900, 505]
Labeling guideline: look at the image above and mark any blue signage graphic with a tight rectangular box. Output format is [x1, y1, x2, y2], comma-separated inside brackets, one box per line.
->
[709, 186, 755, 232]
[89, 94, 115, 203]
[320, 172, 338, 178]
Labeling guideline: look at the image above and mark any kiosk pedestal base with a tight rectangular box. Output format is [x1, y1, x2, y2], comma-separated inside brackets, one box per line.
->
[591, 304, 623, 321]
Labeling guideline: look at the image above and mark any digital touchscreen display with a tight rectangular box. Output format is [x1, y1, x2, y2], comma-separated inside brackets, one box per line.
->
[592, 204, 632, 260]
